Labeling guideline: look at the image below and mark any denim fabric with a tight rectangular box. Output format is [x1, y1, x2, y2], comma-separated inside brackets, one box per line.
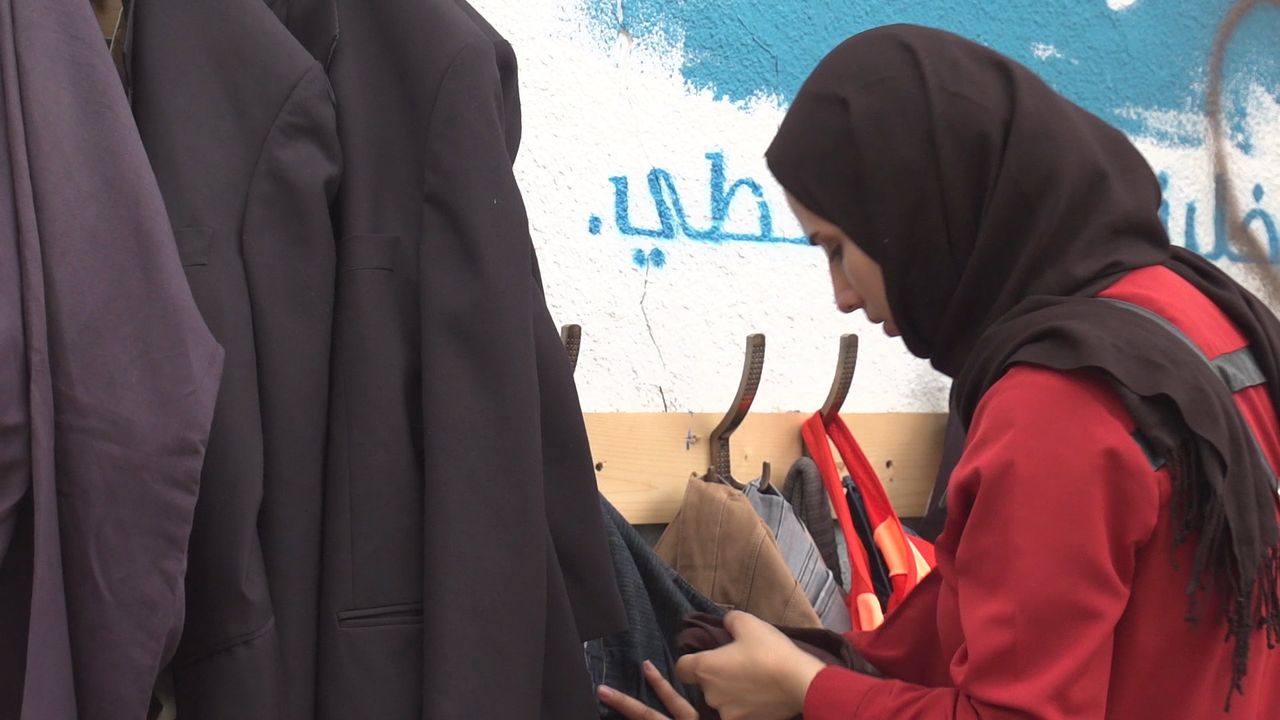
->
[744, 481, 852, 633]
[587, 497, 724, 718]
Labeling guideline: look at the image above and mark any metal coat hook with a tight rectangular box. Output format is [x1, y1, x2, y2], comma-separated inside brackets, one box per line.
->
[820, 334, 859, 421]
[560, 324, 582, 375]
[708, 334, 766, 484]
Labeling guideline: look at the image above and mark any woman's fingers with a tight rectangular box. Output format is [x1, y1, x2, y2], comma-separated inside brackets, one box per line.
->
[596, 660, 700, 720]
[721, 610, 749, 637]
[674, 652, 702, 685]
[643, 660, 698, 720]
[597, 684, 673, 720]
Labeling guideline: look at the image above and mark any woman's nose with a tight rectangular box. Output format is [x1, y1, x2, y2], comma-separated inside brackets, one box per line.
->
[835, 290, 862, 314]
[830, 267, 862, 314]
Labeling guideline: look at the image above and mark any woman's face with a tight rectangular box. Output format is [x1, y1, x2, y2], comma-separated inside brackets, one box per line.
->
[786, 194, 899, 337]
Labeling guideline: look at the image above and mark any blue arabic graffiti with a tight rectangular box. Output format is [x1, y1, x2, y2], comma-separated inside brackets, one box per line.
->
[632, 247, 667, 268]
[1245, 184, 1280, 257]
[597, 160, 1278, 267]
[1162, 173, 1279, 263]
[589, 151, 807, 247]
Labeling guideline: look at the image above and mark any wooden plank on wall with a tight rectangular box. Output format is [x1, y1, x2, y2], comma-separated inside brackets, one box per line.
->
[586, 412, 947, 525]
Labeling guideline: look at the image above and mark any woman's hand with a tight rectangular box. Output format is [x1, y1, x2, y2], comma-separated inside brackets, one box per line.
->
[597, 660, 698, 720]
[674, 611, 827, 720]
[597, 612, 829, 720]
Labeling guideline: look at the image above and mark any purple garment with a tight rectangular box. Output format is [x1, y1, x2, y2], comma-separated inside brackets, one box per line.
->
[0, 1, 223, 718]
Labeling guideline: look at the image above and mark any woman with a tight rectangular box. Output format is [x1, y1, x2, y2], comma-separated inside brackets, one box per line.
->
[599, 24, 1280, 720]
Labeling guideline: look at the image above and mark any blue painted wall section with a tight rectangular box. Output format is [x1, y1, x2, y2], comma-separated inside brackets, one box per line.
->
[587, 2, 1279, 267]
[593, 0, 1279, 148]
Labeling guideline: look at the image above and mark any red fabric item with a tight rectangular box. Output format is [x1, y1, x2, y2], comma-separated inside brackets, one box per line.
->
[802, 414, 883, 631]
[802, 413, 936, 630]
[906, 533, 935, 568]
[805, 266, 1280, 719]
[826, 415, 931, 604]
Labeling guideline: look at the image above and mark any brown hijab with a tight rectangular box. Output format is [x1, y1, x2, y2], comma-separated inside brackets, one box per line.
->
[767, 24, 1279, 705]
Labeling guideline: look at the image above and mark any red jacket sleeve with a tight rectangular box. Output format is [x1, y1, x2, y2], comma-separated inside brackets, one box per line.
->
[846, 570, 952, 686]
[805, 366, 1162, 719]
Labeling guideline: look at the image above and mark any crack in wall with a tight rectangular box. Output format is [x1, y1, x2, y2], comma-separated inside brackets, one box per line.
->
[735, 15, 780, 89]
[639, 262, 671, 412]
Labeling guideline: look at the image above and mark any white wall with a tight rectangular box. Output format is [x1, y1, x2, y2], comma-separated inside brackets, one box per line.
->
[471, 0, 1280, 413]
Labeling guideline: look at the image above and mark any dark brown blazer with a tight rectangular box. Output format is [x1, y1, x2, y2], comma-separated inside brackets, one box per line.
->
[292, 0, 627, 716]
[126, 0, 340, 716]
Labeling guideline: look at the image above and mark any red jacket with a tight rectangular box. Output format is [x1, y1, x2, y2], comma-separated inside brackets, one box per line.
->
[804, 266, 1280, 718]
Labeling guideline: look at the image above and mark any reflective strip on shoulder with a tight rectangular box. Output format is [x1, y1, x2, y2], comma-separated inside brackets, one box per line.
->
[1213, 347, 1266, 392]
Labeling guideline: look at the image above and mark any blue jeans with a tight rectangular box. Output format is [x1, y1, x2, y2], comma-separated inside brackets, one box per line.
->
[586, 498, 724, 718]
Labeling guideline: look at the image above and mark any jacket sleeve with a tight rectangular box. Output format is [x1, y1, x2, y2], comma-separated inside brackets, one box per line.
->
[239, 59, 341, 707]
[806, 367, 1162, 719]
[242, 61, 340, 366]
[846, 568, 952, 686]
[241, 65, 340, 543]
[414, 34, 622, 718]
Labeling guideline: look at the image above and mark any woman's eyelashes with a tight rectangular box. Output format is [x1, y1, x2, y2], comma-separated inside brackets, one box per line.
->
[808, 231, 842, 263]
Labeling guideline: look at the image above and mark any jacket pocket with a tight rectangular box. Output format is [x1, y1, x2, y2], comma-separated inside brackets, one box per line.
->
[336, 602, 424, 629]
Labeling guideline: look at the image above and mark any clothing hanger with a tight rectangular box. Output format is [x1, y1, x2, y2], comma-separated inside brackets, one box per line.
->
[799, 334, 859, 470]
[559, 324, 582, 375]
[707, 334, 766, 491]
[821, 334, 860, 422]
